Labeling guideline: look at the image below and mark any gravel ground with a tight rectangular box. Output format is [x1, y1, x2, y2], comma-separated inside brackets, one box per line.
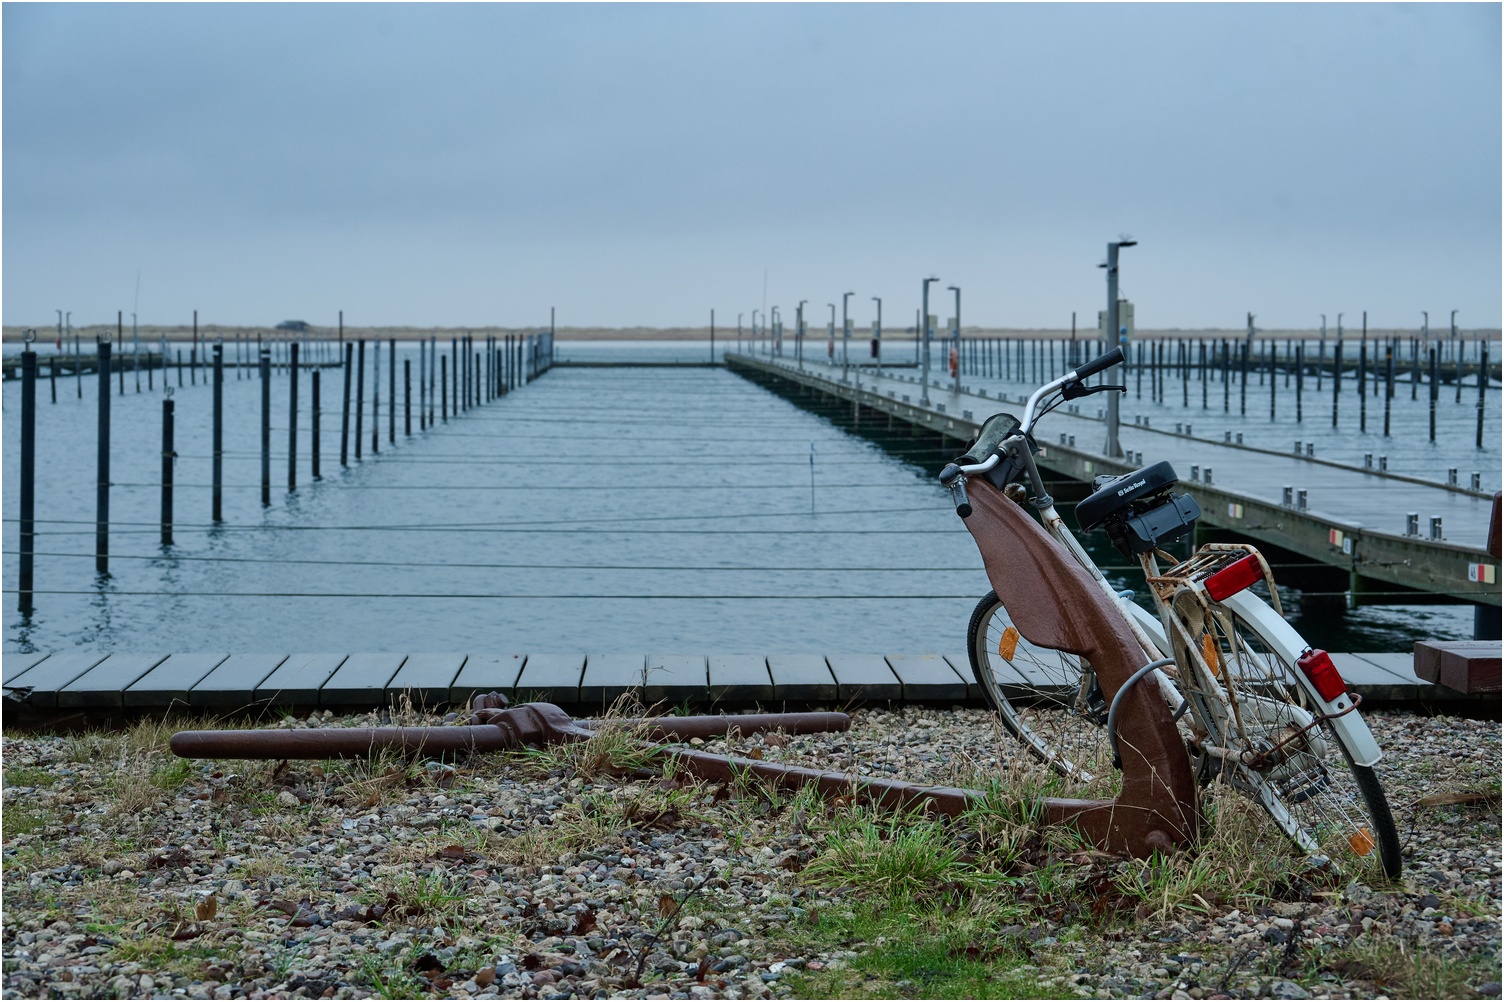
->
[2, 705, 1499, 1000]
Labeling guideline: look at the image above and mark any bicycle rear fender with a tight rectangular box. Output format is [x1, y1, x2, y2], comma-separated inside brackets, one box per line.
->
[1218, 590, 1382, 767]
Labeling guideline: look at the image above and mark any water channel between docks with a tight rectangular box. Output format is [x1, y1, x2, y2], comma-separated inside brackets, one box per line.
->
[2, 339, 1495, 676]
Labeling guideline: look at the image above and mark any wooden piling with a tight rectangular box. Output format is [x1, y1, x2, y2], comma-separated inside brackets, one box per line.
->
[161, 397, 174, 547]
[117, 313, 125, 395]
[1269, 340, 1276, 421]
[1477, 341, 1488, 450]
[96, 340, 111, 575]
[419, 337, 427, 430]
[1332, 340, 1342, 428]
[441, 355, 448, 422]
[177, 349, 183, 388]
[51, 356, 58, 402]
[1295, 343, 1303, 423]
[260, 348, 271, 506]
[1384, 343, 1394, 436]
[1359, 341, 1368, 433]
[312, 370, 321, 480]
[288, 342, 299, 492]
[1429, 346, 1438, 442]
[355, 340, 365, 461]
[340, 342, 353, 468]
[372, 339, 380, 456]
[404, 359, 412, 436]
[388, 339, 396, 444]
[1239, 342, 1248, 416]
[19, 347, 36, 611]
[212, 344, 224, 521]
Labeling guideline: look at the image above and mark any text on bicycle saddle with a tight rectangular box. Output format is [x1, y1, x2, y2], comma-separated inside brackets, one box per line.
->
[1076, 460, 1202, 557]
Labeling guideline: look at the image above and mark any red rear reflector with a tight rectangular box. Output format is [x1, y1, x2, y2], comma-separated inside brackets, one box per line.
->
[1205, 553, 1263, 601]
[1297, 648, 1347, 702]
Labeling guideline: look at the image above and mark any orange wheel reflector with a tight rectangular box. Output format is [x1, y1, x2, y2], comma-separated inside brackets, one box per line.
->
[999, 626, 1020, 662]
[1349, 828, 1375, 857]
[1202, 633, 1221, 677]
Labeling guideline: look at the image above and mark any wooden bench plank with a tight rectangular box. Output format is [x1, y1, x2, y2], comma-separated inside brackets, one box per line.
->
[59, 653, 170, 708]
[514, 653, 585, 704]
[826, 654, 902, 702]
[2, 652, 52, 687]
[767, 654, 836, 702]
[2, 652, 109, 707]
[450, 654, 525, 705]
[1413, 641, 1502, 694]
[644, 654, 709, 705]
[190, 653, 289, 708]
[255, 653, 348, 705]
[124, 653, 230, 708]
[320, 653, 407, 706]
[886, 654, 969, 702]
[386, 653, 466, 709]
[708, 655, 773, 704]
[579, 654, 647, 711]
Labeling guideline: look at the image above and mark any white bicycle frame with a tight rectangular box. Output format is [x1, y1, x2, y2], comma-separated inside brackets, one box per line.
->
[953, 366, 1383, 770]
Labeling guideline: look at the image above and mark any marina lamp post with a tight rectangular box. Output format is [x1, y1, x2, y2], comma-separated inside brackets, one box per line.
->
[797, 300, 807, 369]
[771, 306, 781, 357]
[842, 291, 854, 382]
[872, 297, 882, 377]
[1101, 240, 1135, 459]
[920, 277, 938, 406]
[948, 285, 961, 391]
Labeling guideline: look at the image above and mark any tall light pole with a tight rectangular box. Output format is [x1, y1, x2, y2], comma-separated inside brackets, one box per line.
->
[797, 300, 807, 369]
[1100, 240, 1135, 458]
[841, 291, 854, 382]
[947, 285, 961, 391]
[920, 277, 938, 406]
[872, 296, 882, 377]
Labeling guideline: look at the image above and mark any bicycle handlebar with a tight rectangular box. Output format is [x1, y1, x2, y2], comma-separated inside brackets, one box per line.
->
[1072, 346, 1125, 381]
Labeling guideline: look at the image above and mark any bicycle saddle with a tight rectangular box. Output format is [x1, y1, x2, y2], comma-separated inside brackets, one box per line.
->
[1075, 460, 1179, 532]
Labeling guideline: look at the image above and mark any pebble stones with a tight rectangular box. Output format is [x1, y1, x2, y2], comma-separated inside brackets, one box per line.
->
[1, 706, 1498, 999]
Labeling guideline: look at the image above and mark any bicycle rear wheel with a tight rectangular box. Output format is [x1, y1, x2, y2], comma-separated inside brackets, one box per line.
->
[967, 590, 1115, 789]
[1172, 593, 1402, 878]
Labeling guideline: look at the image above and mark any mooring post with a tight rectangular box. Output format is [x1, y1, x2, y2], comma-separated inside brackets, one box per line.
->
[355, 339, 366, 460]
[177, 349, 183, 388]
[51, 355, 59, 403]
[340, 342, 353, 468]
[191, 311, 198, 386]
[1384, 343, 1394, 436]
[1238, 342, 1248, 416]
[1412, 338, 1419, 400]
[312, 370, 322, 480]
[1269, 340, 1277, 420]
[288, 342, 299, 492]
[260, 347, 271, 506]
[19, 337, 37, 612]
[450, 338, 458, 416]
[1429, 346, 1438, 442]
[96, 337, 112, 574]
[419, 338, 427, 430]
[212, 342, 224, 521]
[429, 336, 437, 423]
[1332, 340, 1342, 427]
[441, 355, 449, 422]
[117, 312, 125, 395]
[474, 350, 481, 407]
[372, 338, 381, 456]
[161, 394, 174, 547]
[1478, 341, 1489, 450]
[1295, 343, 1303, 423]
[404, 359, 412, 436]
[1358, 341, 1368, 433]
[388, 338, 396, 443]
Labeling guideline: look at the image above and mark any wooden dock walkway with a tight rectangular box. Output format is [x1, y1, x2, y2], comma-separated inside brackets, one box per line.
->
[728, 353, 1501, 609]
[0, 649, 1485, 715]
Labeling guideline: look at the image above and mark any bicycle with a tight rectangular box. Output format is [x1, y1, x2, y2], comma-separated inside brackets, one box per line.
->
[938, 347, 1402, 878]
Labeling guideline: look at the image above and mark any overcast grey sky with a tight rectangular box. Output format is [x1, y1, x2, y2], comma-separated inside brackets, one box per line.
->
[3, 3, 1499, 330]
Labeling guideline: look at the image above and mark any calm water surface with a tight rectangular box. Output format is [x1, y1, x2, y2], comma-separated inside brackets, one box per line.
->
[1, 341, 1479, 655]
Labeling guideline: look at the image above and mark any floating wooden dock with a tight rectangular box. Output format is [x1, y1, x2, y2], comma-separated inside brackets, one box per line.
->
[727, 353, 1501, 610]
[0, 649, 1483, 716]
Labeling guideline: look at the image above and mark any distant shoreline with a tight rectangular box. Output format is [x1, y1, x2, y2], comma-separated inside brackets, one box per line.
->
[5, 324, 1499, 343]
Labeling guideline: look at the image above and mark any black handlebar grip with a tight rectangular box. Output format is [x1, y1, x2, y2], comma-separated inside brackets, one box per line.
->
[1074, 346, 1125, 381]
[949, 478, 972, 519]
[938, 463, 962, 482]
